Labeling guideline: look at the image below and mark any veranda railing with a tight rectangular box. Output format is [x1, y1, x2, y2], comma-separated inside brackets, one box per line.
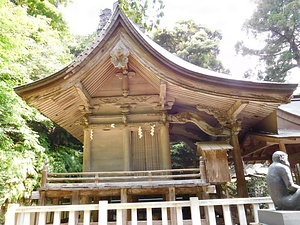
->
[42, 168, 202, 185]
[5, 196, 274, 225]
[40, 159, 207, 188]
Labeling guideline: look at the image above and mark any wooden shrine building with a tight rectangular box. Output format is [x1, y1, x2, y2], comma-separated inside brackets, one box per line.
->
[15, 4, 299, 220]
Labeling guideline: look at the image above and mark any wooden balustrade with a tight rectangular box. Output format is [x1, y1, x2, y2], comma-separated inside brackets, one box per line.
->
[41, 165, 202, 185]
[5, 197, 274, 225]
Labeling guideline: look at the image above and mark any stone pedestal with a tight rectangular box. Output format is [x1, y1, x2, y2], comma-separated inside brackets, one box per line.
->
[258, 209, 300, 225]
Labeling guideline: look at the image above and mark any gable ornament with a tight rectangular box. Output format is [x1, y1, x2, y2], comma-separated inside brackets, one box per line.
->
[110, 41, 130, 69]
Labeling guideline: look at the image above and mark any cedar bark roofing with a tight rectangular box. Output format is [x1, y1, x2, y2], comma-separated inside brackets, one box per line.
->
[15, 8, 297, 100]
[14, 7, 298, 143]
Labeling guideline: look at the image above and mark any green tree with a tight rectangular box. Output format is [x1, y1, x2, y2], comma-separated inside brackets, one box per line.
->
[119, 0, 165, 31]
[0, 0, 80, 222]
[0, 81, 47, 220]
[11, 0, 70, 33]
[170, 142, 199, 169]
[247, 176, 268, 197]
[69, 34, 97, 57]
[1, 0, 72, 84]
[29, 119, 83, 173]
[236, 0, 300, 82]
[152, 20, 230, 73]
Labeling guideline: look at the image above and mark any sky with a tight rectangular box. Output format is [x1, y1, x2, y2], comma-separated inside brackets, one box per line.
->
[59, 0, 300, 87]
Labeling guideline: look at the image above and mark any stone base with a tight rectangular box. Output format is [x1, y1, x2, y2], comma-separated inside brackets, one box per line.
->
[258, 209, 300, 225]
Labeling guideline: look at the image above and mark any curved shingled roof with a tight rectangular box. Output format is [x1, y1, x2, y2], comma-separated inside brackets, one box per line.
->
[15, 7, 298, 144]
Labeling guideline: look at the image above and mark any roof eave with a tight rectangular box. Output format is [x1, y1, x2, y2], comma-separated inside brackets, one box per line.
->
[14, 7, 298, 104]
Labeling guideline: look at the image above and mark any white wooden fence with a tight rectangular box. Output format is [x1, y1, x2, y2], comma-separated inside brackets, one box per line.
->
[5, 197, 274, 225]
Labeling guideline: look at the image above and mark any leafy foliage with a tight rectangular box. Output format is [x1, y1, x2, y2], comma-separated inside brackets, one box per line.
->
[236, 0, 300, 82]
[152, 20, 230, 73]
[0, 81, 47, 221]
[1, 0, 72, 85]
[247, 176, 268, 197]
[170, 142, 199, 169]
[10, 0, 70, 33]
[226, 174, 268, 198]
[119, 0, 165, 31]
[0, 0, 83, 223]
[47, 147, 82, 173]
[0, 81, 83, 221]
[29, 119, 83, 173]
[68, 33, 97, 57]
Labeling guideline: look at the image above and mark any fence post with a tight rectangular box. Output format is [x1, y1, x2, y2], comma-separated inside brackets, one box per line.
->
[237, 204, 247, 225]
[252, 203, 260, 223]
[98, 201, 108, 225]
[41, 162, 48, 188]
[5, 204, 19, 225]
[199, 157, 207, 182]
[190, 197, 201, 225]
[222, 205, 232, 225]
[268, 203, 275, 209]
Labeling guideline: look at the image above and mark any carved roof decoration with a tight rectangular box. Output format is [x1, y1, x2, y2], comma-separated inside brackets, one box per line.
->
[110, 40, 130, 69]
[15, 6, 298, 159]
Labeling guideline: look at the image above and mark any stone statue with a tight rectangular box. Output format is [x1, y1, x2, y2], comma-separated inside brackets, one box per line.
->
[266, 151, 300, 210]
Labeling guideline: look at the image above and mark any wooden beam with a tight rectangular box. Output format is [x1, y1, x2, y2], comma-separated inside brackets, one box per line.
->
[280, 138, 300, 144]
[170, 134, 198, 150]
[248, 134, 280, 143]
[74, 82, 91, 109]
[242, 141, 269, 157]
[91, 95, 160, 104]
[288, 152, 300, 167]
[230, 156, 271, 162]
[116, 70, 136, 97]
[168, 112, 230, 136]
[196, 104, 227, 125]
[122, 72, 129, 97]
[160, 80, 167, 109]
[249, 134, 300, 144]
[227, 100, 248, 119]
[151, 80, 175, 110]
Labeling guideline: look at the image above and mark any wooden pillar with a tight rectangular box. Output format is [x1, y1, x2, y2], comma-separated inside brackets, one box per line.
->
[80, 196, 89, 223]
[166, 187, 177, 225]
[230, 129, 248, 198]
[160, 123, 172, 169]
[41, 162, 48, 188]
[121, 189, 128, 224]
[36, 191, 46, 224]
[122, 74, 129, 96]
[123, 127, 131, 171]
[92, 197, 99, 222]
[279, 141, 287, 153]
[295, 164, 300, 184]
[38, 191, 46, 206]
[50, 198, 59, 223]
[197, 187, 209, 222]
[72, 191, 79, 225]
[83, 129, 92, 172]
[199, 156, 207, 183]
